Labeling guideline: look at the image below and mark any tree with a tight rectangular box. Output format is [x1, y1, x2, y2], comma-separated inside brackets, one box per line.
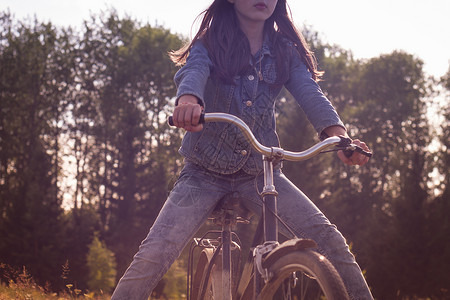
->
[423, 67, 450, 298]
[278, 28, 443, 297]
[0, 10, 185, 290]
[65, 11, 184, 277]
[0, 12, 74, 288]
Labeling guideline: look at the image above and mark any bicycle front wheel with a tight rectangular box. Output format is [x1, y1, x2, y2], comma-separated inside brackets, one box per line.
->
[258, 249, 349, 300]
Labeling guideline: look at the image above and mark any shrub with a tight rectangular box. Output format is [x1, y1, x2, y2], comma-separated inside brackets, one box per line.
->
[86, 236, 117, 294]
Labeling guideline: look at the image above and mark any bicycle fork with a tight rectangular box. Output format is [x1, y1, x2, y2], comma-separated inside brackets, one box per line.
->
[221, 213, 233, 300]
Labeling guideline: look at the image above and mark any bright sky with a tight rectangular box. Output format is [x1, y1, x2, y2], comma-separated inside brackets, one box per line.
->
[2, 0, 450, 78]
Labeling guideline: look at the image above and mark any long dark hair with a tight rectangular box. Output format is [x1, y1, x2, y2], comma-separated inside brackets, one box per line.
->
[170, 0, 323, 83]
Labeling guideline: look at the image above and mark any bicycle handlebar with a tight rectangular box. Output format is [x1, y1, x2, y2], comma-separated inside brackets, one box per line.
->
[168, 113, 372, 161]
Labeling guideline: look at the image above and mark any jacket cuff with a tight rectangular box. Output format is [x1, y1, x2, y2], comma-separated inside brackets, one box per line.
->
[175, 93, 205, 107]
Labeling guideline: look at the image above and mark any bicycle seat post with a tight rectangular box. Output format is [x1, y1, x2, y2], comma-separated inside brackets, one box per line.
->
[210, 193, 247, 300]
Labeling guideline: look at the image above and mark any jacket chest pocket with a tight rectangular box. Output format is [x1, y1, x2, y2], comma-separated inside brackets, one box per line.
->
[262, 60, 277, 84]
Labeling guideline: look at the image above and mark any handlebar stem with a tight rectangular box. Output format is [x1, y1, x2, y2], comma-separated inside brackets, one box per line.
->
[262, 157, 278, 243]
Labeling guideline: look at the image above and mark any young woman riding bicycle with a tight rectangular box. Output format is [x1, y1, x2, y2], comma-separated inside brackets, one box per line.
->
[111, 0, 373, 299]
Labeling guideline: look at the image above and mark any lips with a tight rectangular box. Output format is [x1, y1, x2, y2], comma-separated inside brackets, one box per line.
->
[254, 2, 267, 9]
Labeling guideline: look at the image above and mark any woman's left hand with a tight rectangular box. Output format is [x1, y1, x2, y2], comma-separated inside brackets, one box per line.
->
[337, 139, 371, 166]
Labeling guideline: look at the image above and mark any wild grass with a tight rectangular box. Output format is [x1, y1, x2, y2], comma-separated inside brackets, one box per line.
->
[0, 260, 188, 300]
[0, 263, 109, 300]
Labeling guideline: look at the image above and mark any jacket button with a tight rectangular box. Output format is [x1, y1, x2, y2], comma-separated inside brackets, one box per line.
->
[241, 150, 248, 156]
[248, 75, 255, 81]
[246, 100, 252, 107]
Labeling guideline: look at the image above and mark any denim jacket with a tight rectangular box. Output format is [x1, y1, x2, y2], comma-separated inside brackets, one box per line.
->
[174, 39, 345, 175]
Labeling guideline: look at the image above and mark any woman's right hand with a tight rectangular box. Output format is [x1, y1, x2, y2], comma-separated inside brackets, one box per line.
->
[172, 95, 203, 132]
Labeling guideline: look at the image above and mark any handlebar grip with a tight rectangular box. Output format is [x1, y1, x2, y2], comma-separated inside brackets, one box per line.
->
[168, 114, 205, 126]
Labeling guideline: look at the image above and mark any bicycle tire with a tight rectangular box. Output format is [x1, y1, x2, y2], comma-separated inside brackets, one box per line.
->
[191, 248, 219, 300]
[191, 247, 241, 300]
[258, 249, 349, 300]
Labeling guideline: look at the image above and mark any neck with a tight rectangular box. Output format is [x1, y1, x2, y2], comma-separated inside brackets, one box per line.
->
[239, 21, 264, 55]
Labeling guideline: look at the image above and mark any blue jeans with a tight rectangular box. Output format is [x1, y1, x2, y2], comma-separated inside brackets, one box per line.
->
[111, 162, 373, 299]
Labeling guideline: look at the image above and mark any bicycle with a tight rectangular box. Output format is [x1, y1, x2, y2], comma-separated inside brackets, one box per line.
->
[169, 112, 372, 300]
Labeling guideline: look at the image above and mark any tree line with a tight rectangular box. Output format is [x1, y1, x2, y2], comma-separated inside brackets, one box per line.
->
[0, 10, 449, 299]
